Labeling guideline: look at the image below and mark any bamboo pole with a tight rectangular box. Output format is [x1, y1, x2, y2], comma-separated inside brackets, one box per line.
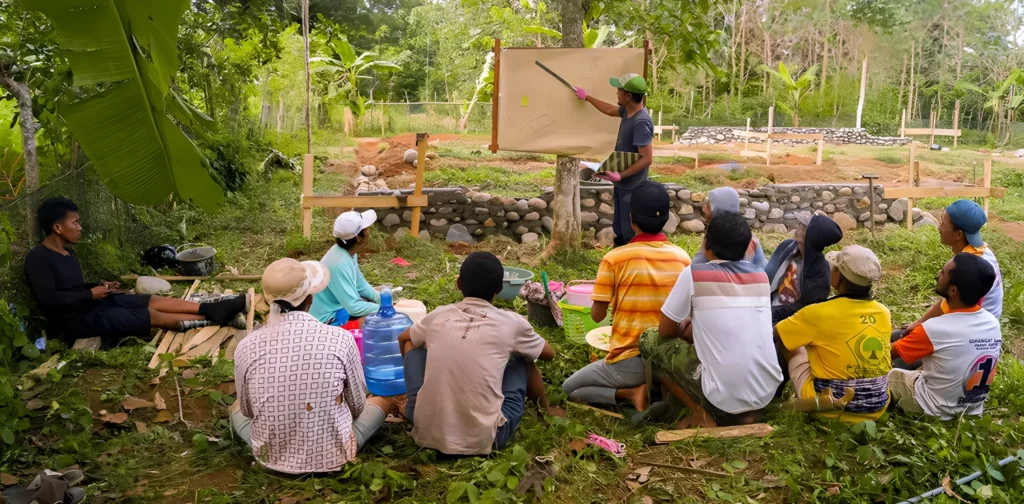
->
[953, 100, 960, 149]
[410, 134, 428, 238]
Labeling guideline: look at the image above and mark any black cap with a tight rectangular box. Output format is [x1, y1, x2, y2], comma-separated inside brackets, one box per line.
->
[630, 181, 671, 231]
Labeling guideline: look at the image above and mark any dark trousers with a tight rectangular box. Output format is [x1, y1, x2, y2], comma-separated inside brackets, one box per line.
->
[403, 347, 528, 450]
[890, 329, 921, 370]
[612, 186, 635, 246]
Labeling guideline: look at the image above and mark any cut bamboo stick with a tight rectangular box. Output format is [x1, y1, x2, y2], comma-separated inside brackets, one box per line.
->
[654, 423, 774, 444]
[566, 401, 624, 419]
[122, 275, 261, 282]
[183, 327, 233, 360]
[245, 288, 256, 333]
[148, 331, 177, 368]
[223, 329, 245, 362]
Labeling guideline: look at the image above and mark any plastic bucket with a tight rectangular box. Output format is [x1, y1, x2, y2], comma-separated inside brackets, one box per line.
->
[395, 299, 427, 325]
[499, 267, 534, 300]
[176, 244, 216, 277]
[559, 299, 610, 345]
[565, 280, 596, 307]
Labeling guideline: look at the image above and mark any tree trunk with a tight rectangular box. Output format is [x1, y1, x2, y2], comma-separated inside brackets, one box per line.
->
[738, 4, 746, 101]
[276, 96, 285, 133]
[762, 29, 771, 94]
[898, 54, 907, 110]
[729, 0, 738, 100]
[820, 0, 830, 95]
[545, 0, 586, 257]
[0, 73, 39, 193]
[907, 41, 915, 122]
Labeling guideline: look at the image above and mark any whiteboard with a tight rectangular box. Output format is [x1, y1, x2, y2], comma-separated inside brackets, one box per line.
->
[495, 47, 645, 158]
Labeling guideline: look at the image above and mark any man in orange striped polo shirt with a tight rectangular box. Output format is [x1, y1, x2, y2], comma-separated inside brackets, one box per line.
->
[561, 181, 691, 411]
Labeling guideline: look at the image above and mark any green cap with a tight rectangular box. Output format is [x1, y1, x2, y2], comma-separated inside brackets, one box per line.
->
[610, 73, 648, 94]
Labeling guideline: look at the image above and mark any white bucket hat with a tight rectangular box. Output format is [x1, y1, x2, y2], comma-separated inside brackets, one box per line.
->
[261, 258, 330, 323]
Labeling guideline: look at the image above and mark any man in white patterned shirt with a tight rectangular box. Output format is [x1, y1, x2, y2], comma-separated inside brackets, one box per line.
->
[231, 258, 399, 474]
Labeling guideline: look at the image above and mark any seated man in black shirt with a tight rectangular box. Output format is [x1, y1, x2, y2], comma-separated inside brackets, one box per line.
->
[25, 198, 248, 345]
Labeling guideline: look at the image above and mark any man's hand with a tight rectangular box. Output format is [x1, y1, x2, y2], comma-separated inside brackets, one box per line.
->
[103, 281, 120, 291]
[575, 87, 587, 100]
[592, 172, 621, 183]
[90, 285, 111, 300]
[680, 318, 693, 340]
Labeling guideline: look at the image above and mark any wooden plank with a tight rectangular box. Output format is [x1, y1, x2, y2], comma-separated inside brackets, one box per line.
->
[489, 38, 501, 153]
[655, 423, 774, 444]
[984, 155, 992, 216]
[902, 128, 961, 137]
[149, 331, 177, 368]
[732, 129, 768, 139]
[769, 133, 824, 141]
[180, 326, 222, 354]
[183, 327, 233, 360]
[766, 106, 774, 167]
[124, 274, 262, 282]
[953, 100, 961, 149]
[222, 329, 245, 362]
[245, 288, 256, 334]
[740, 150, 769, 159]
[302, 194, 429, 209]
[815, 138, 823, 166]
[900, 108, 906, 137]
[302, 154, 314, 238]
[884, 186, 1006, 199]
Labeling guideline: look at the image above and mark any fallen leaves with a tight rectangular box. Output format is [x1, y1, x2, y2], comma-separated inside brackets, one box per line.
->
[98, 412, 129, 424]
[154, 392, 167, 410]
[152, 410, 175, 423]
[135, 422, 148, 433]
[567, 439, 587, 453]
[0, 473, 17, 486]
[121, 396, 156, 411]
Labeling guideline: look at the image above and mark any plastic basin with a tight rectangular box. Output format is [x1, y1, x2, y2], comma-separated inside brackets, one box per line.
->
[499, 267, 534, 300]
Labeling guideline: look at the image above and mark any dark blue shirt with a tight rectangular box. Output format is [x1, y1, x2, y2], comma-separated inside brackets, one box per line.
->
[614, 106, 654, 188]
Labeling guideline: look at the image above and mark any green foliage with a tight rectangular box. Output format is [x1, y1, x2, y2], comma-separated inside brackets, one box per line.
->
[312, 14, 401, 122]
[30, 0, 224, 210]
[0, 216, 34, 449]
[762, 62, 819, 127]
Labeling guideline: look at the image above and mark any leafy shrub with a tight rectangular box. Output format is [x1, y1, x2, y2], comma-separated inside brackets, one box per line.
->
[201, 135, 254, 193]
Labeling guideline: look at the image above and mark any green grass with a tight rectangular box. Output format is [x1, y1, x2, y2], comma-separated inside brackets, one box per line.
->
[6, 153, 1024, 503]
[872, 151, 905, 165]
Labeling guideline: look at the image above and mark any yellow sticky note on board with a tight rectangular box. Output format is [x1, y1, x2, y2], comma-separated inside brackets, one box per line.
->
[520, 96, 529, 107]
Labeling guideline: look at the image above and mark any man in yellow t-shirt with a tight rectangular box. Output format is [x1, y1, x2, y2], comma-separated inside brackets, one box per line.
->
[561, 181, 690, 411]
[774, 245, 892, 422]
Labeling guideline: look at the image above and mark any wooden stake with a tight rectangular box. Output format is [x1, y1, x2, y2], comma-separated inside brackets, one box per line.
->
[953, 100, 960, 149]
[855, 57, 867, 129]
[489, 39, 501, 153]
[410, 134, 428, 238]
[744, 117, 751, 152]
[149, 332, 177, 368]
[301, 154, 314, 238]
[183, 327, 233, 360]
[984, 154, 992, 216]
[906, 144, 917, 230]
[179, 326, 221, 355]
[929, 109, 936, 145]
[245, 288, 256, 334]
[816, 138, 824, 166]
[766, 106, 774, 166]
[900, 108, 906, 137]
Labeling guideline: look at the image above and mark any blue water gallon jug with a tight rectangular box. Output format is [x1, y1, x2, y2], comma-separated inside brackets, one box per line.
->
[362, 288, 411, 396]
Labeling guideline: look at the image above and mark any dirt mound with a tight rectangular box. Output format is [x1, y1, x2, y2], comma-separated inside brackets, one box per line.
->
[355, 133, 461, 179]
[782, 153, 815, 165]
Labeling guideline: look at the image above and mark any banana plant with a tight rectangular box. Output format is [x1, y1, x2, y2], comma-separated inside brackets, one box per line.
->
[31, 0, 223, 210]
[459, 52, 494, 131]
[311, 32, 400, 123]
[761, 62, 819, 127]
[957, 69, 1024, 142]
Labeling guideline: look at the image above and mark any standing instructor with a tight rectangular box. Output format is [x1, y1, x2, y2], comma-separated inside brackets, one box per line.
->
[576, 74, 655, 245]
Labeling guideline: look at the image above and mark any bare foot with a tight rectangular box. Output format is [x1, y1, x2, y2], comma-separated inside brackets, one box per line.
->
[617, 384, 648, 412]
[545, 406, 567, 418]
[675, 409, 717, 429]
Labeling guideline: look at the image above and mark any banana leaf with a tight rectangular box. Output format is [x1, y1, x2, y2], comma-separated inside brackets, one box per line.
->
[31, 0, 223, 210]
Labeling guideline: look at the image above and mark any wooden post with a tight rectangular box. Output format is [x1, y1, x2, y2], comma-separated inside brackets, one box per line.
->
[984, 154, 992, 216]
[489, 39, 501, 153]
[906, 144, 918, 230]
[744, 117, 751, 152]
[900, 108, 906, 137]
[301, 0, 312, 154]
[410, 133, 428, 237]
[766, 106, 774, 166]
[953, 100, 960, 149]
[816, 138, 824, 166]
[301, 154, 314, 238]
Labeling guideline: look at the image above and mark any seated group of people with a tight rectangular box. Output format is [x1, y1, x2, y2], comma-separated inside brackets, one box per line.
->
[24, 188, 1005, 475]
[562, 184, 1003, 428]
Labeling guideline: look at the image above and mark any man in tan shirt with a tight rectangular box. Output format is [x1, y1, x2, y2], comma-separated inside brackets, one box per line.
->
[398, 252, 555, 455]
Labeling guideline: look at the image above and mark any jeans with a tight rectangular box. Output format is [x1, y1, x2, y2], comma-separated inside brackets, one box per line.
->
[561, 356, 645, 405]
[612, 186, 635, 246]
[230, 403, 386, 450]
[403, 347, 528, 450]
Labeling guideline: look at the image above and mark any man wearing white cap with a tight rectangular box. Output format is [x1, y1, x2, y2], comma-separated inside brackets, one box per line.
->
[311, 210, 381, 325]
[774, 245, 893, 423]
[231, 258, 400, 473]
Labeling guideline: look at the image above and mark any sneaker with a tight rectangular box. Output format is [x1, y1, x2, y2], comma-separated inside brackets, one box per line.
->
[175, 319, 212, 332]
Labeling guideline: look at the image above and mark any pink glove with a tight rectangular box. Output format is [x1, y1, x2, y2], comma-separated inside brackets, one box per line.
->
[593, 171, 621, 182]
[575, 87, 587, 100]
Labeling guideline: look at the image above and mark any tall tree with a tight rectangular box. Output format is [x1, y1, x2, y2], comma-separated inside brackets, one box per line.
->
[545, 0, 587, 257]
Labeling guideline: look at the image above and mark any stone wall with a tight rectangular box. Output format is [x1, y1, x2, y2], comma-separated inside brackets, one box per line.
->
[677, 127, 910, 147]
[365, 182, 934, 244]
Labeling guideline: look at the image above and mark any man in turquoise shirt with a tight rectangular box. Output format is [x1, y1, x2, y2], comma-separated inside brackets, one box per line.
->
[311, 210, 381, 325]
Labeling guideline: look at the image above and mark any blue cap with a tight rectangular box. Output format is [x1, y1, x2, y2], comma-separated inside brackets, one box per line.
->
[946, 200, 986, 248]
